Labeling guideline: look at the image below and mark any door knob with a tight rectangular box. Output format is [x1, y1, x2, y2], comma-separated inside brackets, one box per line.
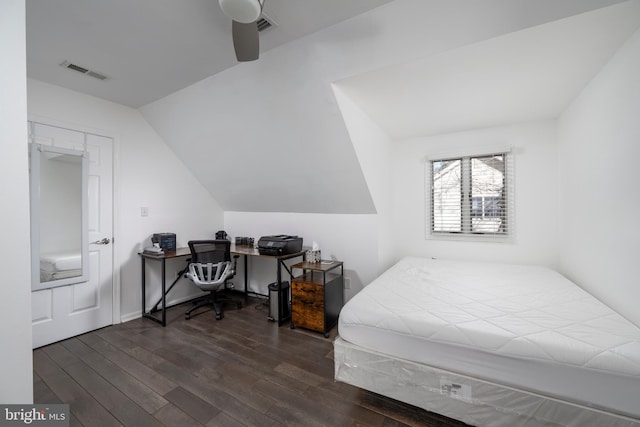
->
[92, 237, 111, 245]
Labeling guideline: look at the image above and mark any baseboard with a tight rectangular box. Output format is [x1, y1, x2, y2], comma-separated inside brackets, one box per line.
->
[119, 292, 205, 324]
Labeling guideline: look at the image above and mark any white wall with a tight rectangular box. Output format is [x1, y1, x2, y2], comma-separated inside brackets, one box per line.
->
[332, 86, 395, 272]
[27, 79, 225, 321]
[391, 120, 559, 267]
[224, 212, 378, 301]
[0, 0, 33, 403]
[557, 28, 640, 327]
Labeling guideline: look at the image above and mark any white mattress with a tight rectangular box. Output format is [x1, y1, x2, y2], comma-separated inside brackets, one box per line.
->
[338, 257, 640, 419]
[40, 252, 82, 272]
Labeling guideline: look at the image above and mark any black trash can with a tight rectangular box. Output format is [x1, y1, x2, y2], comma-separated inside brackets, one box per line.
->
[268, 281, 290, 322]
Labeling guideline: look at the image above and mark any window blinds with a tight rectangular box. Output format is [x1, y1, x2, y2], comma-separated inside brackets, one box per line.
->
[429, 152, 512, 237]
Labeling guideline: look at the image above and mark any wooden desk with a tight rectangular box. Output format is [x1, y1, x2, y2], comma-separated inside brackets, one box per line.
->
[139, 244, 305, 326]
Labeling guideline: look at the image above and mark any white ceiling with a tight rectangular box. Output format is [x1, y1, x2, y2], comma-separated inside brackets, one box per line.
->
[334, 0, 640, 139]
[24, 0, 640, 214]
[26, 0, 393, 108]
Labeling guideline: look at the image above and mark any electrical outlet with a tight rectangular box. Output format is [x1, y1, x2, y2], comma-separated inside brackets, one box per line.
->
[344, 277, 351, 290]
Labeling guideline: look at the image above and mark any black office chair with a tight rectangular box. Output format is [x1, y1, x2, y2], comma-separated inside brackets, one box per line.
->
[185, 240, 242, 320]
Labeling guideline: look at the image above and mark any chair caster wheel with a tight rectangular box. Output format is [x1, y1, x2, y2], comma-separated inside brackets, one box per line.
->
[324, 332, 330, 338]
[215, 313, 223, 320]
[185, 314, 191, 320]
[290, 323, 295, 329]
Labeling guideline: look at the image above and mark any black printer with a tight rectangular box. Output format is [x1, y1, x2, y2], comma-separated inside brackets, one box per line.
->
[258, 235, 303, 256]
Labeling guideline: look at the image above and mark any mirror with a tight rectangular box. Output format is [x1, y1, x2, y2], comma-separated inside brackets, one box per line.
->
[30, 143, 89, 291]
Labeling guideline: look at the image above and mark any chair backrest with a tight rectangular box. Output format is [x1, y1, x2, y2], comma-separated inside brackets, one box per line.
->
[188, 261, 231, 286]
[187, 240, 233, 288]
[187, 240, 231, 264]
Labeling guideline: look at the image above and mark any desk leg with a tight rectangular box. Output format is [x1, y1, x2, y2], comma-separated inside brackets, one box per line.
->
[244, 254, 248, 298]
[151, 263, 188, 312]
[161, 258, 166, 326]
[141, 257, 146, 318]
[141, 256, 172, 327]
[276, 258, 282, 286]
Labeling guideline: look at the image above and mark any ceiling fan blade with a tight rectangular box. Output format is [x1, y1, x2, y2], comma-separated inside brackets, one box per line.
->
[232, 21, 259, 62]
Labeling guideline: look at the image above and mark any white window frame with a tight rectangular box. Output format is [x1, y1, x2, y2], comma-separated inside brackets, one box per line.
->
[425, 149, 514, 242]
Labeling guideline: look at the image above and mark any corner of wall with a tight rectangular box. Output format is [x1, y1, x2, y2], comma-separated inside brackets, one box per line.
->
[0, 0, 34, 403]
[556, 27, 640, 327]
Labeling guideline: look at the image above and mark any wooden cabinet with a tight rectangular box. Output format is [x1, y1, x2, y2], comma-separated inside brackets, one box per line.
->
[290, 261, 344, 337]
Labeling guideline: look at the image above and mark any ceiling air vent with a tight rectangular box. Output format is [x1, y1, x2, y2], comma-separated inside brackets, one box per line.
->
[257, 14, 275, 32]
[60, 61, 109, 81]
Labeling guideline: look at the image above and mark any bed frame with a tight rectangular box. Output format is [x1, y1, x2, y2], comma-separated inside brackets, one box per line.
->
[334, 337, 640, 427]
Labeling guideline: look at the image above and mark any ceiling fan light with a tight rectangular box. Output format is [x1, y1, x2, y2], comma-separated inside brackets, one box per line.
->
[219, 0, 263, 24]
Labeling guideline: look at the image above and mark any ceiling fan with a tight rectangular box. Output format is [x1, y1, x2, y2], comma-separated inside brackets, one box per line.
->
[218, 0, 265, 62]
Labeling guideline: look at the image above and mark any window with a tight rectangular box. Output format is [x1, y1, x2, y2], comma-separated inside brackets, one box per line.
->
[428, 152, 512, 237]
[471, 196, 501, 218]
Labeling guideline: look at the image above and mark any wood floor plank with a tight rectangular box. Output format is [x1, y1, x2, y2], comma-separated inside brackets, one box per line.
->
[206, 411, 259, 427]
[61, 361, 158, 426]
[78, 334, 177, 396]
[34, 297, 469, 427]
[253, 377, 354, 426]
[33, 372, 62, 405]
[153, 402, 203, 427]
[62, 338, 169, 414]
[33, 370, 85, 427]
[200, 361, 277, 413]
[163, 386, 220, 425]
[359, 391, 465, 427]
[150, 358, 276, 427]
[109, 399, 163, 427]
[42, 341, 81, 368]
[301, 384, 387, 427]
[33, 350, 122, 427]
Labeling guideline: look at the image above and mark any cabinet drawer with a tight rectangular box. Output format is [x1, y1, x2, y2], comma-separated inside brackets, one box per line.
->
[292, 280, 324, 332]
[292, 281, 324, 304]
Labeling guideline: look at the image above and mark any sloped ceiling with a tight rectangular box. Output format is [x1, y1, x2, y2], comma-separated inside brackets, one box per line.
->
[26, 0, 638, 215]
[335, 0, 640, 139]
[25, 0, 393, 108]
[140, 0, 638, 214]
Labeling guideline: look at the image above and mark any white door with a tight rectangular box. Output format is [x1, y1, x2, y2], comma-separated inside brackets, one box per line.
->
[31, 123, 114, 348]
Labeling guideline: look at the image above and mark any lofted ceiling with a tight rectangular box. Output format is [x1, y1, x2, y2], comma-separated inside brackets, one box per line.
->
[25, 0, 640, 215]
[334, 0, 640, 139]
[26, 0, 393, 108]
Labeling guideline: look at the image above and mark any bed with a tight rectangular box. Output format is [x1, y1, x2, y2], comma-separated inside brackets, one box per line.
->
[40, 251, 82, 282]
[334, 257, 640, 427]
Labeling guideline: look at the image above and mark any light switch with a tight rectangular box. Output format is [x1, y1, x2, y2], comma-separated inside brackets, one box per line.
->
[141, 207, 149, 217]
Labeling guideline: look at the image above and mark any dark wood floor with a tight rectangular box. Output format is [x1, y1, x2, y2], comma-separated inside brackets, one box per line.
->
[33, 296, 470, 427]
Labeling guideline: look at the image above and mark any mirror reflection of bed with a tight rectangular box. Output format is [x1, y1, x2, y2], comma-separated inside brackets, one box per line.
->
[40, 252, 82, 282]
